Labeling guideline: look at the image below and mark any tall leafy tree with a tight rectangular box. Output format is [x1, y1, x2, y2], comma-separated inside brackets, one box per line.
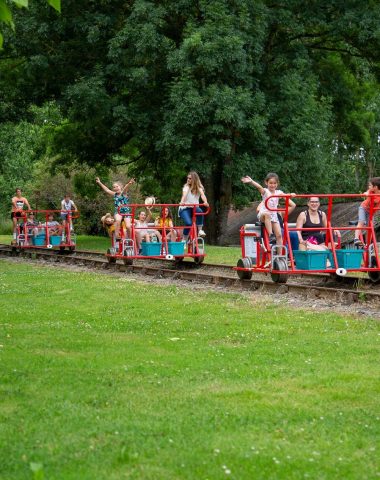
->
[2, 0, 380, 242]
[0, 0, 60, 47]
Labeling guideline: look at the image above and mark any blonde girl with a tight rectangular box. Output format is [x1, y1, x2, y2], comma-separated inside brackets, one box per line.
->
[96, 177, 135, 238]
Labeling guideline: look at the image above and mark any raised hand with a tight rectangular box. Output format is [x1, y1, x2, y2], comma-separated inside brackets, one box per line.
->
[241, 176, 252, 184]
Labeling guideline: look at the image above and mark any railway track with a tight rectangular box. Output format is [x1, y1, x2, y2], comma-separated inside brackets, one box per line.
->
[1, 244, 379, 306]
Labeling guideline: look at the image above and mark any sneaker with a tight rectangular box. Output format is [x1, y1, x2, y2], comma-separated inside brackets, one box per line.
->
[269, 234, 276, 245]
[198, 229, 206, 237]
[354, 238, 364, 248]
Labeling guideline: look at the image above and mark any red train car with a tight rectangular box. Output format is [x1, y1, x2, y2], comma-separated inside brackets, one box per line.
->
[235, 194, 380, 284]
[12, 210, 78, 252]
[105, 203, 209, 265]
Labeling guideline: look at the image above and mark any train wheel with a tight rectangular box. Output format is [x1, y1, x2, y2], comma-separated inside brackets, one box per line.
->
[59, 246, 65, 254]
[368, 255, 380, 283]
[123, 258, 133, 266]
[69, 246, 76, 253]
[368, 271, 380, 283]
[174, 257, 184, 266]
[236, 257, 253, 280]
[271, 258, 288, 284]
[107, 248, 116, 264]
[329, 273, 345, 283]
[194, 255, 204, 265]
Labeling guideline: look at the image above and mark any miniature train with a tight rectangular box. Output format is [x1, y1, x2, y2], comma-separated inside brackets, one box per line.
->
[10, 195, 380, 285]
[235, 194, 380, 284]
[106, 203, 210, 265]
[13, 209, 78, 252]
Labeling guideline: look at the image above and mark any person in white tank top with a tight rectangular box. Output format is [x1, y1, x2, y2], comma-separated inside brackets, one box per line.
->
[179, 171, 209, 241]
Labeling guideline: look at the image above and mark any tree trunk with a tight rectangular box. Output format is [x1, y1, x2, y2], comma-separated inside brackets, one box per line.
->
[205, 139, 235, 245]
[205, 170, 233, 245]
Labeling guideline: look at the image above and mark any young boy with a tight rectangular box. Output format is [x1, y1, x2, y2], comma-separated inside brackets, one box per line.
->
[42, 213, 62, 236]
[354, 177, 380, 247]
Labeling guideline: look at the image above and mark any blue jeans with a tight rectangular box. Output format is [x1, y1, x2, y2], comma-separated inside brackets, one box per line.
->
[179, 207, 203, 236]
[288, 231, 299, 251]
[358, 206, 369, 225]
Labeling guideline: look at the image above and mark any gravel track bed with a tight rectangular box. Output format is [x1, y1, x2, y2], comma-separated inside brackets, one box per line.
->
[1, 255, 379, 319]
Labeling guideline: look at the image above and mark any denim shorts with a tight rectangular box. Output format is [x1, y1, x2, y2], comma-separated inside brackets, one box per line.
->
[358, 206, 369, 225]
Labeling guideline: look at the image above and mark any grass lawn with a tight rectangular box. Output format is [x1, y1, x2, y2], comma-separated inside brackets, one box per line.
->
[0, 235, 241, 265]
[0, 260, 379, 480]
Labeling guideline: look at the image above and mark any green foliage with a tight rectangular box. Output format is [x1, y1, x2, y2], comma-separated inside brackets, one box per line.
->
[1, 0, 380, 242]
[0, 0, 60, 47]
[0, 121, 41, 212]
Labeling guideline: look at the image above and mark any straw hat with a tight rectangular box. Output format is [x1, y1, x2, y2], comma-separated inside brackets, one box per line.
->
[144, 196, 156, 206]
[101, 213, 113, 227]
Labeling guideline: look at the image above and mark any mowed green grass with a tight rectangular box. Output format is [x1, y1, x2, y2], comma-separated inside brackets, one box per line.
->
[0, 235, 241, 265]
[0, 260, 379, 480]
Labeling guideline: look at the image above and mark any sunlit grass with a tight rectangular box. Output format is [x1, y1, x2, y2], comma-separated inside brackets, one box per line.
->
[0, 260, 379, 479]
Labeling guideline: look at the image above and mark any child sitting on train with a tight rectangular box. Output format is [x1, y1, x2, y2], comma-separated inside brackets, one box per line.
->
[41, 213, 62, 236]
[24, 212, 40, 240]
[101, 213, 116, 237]
[354, 177, 380, 247]
[242, 173, 295, 249]
[134, 208, 160, 252]
[154, 207, 177, 242]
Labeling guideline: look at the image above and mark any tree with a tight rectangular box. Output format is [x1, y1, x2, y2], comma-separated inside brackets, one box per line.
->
[2, 0, 380, 243]
[0, 0, 60, 47]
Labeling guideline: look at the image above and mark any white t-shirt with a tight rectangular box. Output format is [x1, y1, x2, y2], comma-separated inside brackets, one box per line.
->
[258, 188, 284, 220]
[179, 185, 202, 211]
[43, 221, 60, 227]
[135, 220, 149, 236]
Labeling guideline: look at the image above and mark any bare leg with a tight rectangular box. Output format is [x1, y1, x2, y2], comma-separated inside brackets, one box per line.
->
[135, 232, 142, 251]
[307, 243, 328, 251]
[354, 221, 365, 245]
[262, 214, 273, 236]
[124, 218, 132, 239]
[114, 214, 122, 238]
[272, 222, 282, 246]
[12, 217, 18, 240]
[170, 229, 177, 242]
[272, 222, 283, 254]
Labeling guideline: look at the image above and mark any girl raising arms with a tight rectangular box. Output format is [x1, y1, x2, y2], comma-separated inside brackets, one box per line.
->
[96, 177, 135, 239]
